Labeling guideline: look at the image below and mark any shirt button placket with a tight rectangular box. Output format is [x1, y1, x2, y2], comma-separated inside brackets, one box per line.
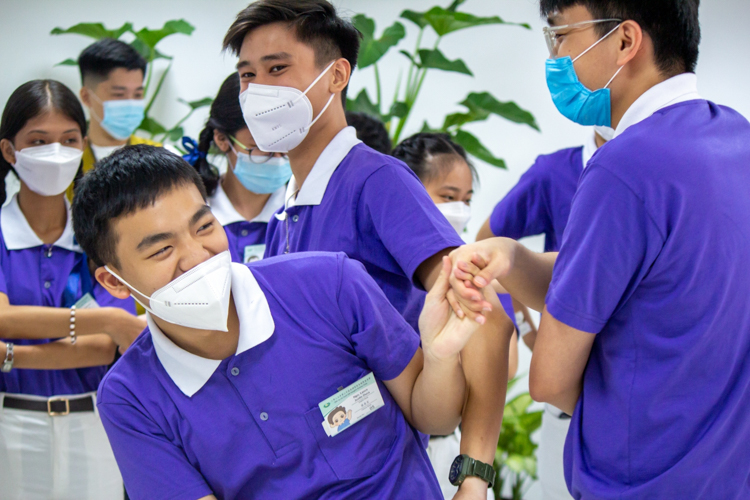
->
[240, 229, 249, 237]
[230, 367, 240, 376]
[260, 412, 268, 421]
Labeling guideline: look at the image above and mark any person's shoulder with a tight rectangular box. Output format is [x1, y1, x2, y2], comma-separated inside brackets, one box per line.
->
[343, 143, 417, 180]
[97, 329, 157, 405]
[529, 146, 583, 177]
[129, 136, 163, 147]
[248, 252, 350, 282]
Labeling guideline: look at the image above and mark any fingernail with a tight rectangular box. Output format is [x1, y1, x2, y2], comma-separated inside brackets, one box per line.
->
[475, 277, 487, 287]
[458, 310, 465, 318]
[476, 316, 486, 325]
[482, 306, 491, 313]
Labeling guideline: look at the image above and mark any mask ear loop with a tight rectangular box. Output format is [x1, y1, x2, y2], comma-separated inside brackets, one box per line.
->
[572, 23, 622, 63]
[104, 265, 158, 315]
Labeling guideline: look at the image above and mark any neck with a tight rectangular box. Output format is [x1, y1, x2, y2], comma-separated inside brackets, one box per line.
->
[17, 185, 67, 244]
[153, 295, 240, 360]
[287, 107, 347, 188]
[221, 168, 272, 221]
[610, 68, 670, 130]
[87, 117, 128, 147]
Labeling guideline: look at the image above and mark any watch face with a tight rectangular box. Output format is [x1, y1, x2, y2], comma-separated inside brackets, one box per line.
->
[449, 455, 464, 484]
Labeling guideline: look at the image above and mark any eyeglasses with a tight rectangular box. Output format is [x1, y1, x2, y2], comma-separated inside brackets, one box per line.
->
[230, 136, 286, 164]
[543, 19, 622, 58]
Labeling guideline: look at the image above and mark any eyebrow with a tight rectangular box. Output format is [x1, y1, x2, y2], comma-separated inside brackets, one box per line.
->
[547, 13, 562, 26]
[190, 205, 212, 226]
[110, 86, 144, 91]
[236, 51, 292, 71]
[136, 231, 174, 252]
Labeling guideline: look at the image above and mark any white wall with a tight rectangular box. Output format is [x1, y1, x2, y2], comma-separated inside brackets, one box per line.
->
[2, 2, 748, 497]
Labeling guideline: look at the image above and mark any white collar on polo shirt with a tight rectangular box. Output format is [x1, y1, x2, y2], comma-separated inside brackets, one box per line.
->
[581, 130, 598, 170]
[282, 126, 361, 212]
[148, 262, 275, 397]
[0, 194, 81, 252]
[614, 73, 702, 138]
[209, 180, 286, 227]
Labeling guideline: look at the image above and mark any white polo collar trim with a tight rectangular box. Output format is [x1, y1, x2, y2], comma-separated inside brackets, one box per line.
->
[614, 73, 702, 138]
[149, 262, 275, 397]
[210, 180, 286, 226]
[283, 126, 361, 210]
[0, 194, 81, 252]
[581, 131, 598, 170]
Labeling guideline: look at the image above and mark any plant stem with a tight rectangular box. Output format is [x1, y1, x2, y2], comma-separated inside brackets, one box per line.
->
[374, 63, 382, 115]
[145, 60, 173, 115]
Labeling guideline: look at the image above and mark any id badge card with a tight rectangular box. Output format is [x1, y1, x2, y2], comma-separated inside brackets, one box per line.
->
[319, 372, 384, 437]
[74, 293, 100, 309]
[243, 244, 265, 263]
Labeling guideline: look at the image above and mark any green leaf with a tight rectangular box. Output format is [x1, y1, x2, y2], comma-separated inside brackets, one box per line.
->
[446, 0, 467, 12]
[441, 110, 490, 130]
[420, 120, 440, 133]
[400, 9, 428, 29]
[178, 97, 213, 110]
[452, 129, 506, 168]
[346, 89, 380, 118]
[460, 92, 540, 131]
[422, 7, 530, 37]
[166, 126, 185, 142]
[354, 15, 407, 69]
[388, 101, 409, 119]
[133, 19, 194, 50]
[399, 50, 420, 67]
[55, 58, 78, 67]
[51, 22, 133, 40]
[129, 38, 172, 62]
[418, 48, 472, 76]
[138, 116, 166, 136]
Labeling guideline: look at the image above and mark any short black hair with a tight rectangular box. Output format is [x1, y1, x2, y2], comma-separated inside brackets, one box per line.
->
[346, 112, 391, 155]
[78, 38, 148, 87]
[392, 133, 478, 187]
[72, 145, 207, 268]
[223, 0, 361, 99]
[540, 0, 700, 74]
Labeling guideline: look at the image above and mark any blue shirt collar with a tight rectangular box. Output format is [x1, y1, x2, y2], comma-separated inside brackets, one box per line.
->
[0, 194, 81, 252]
[148, 263, 275, 397]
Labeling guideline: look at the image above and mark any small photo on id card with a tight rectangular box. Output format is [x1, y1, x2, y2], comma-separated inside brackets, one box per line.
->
[319, 372, 384, 437]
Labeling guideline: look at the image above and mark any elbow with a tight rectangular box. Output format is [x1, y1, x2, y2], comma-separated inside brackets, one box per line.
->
[528, 370, 561, 404]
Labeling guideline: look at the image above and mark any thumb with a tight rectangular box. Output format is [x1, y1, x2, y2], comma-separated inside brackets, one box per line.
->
[472, 256, 505, 288]
[427, 256, 451, 300]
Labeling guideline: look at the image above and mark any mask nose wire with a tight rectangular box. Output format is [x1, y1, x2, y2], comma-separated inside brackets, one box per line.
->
[572, 23, 622, 63]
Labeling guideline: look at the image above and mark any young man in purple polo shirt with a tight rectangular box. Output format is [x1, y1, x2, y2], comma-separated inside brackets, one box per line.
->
[72, 145, 511, 500]
[224, 4, 512, 495]
[449, 1, 750, 499]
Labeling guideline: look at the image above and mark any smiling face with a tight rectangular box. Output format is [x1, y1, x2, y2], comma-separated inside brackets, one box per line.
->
[330, 410, 347, 427]
[0, 109, 84, 166]
[422, 156, 474, 207]
[100, 183, 228, 308]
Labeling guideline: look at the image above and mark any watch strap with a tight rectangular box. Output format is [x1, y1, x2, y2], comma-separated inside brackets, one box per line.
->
[466, 456, 495, 488]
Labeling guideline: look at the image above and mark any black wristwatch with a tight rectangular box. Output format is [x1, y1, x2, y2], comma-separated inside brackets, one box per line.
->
[449, 454, 495, 488]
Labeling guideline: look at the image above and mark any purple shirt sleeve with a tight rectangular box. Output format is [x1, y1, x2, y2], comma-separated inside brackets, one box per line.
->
[358, 163, 464, 288]
[98, 398, 213, 500]
[546, 165, 664, 333]
[336, 255, 421, 381]
[0, 257, 7, 296]
[490, 159, 552, 239]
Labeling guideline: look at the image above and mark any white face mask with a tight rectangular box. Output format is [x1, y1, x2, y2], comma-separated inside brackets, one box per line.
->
[12, 143, 83, 196]
[437, 201, 471, 234]
[239, 60, 336, 153]
[105, 251, 233, 332]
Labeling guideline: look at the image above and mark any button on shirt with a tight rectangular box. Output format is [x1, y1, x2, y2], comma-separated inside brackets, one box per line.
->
[547, 73, 750, 498]
[97, 253, 442, 500]
[489, 140, 592, 252]
[264, 127, 464, 331]
[0, 195, 137, 397]
[209, 180, 285, 264]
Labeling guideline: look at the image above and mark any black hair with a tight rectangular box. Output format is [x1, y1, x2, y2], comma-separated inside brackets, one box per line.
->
[0, 80, 87, 205]
[392, 133, 478, 187]
[327, 407, 346, 425]
[72, 145, 207, 268]
[189, 73, 247, 197]
[346, 112, 391, 155]
[78, 38, 147, 86]
[223, 0, 361, 100]
[540, 0, 700, 74]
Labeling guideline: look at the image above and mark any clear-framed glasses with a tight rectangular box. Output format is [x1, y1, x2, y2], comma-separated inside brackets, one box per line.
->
[230, 136, 285, 164]
[543, 19, 622, 58]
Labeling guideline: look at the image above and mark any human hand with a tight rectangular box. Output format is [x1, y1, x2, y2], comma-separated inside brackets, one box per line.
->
[452, 476, 490, 500]
[104, 308, 147, 353]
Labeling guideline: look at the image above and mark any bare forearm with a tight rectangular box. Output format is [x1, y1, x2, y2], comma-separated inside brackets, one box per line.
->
[0, 305, 117, 339]
[500, 243, 557, 312]
[410, 352, 466, 435]
[459, 314, 514, 463]
[7, 335, 117, 369]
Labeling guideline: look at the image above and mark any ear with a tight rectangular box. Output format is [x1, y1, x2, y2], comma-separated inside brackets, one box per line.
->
[0, 138, 16, 166]
[213, 129, 231, 154]
[94, 266, 133, 301]
[79, 86, 92, 108]
[615, 20, 644, 67]
[328, 58, 351, 95]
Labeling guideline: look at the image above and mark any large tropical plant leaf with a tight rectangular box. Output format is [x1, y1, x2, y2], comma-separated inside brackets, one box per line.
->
[452, 129, 505, 168]
[423, 7, 530, 37]
[51, 22, 133, 40]
[133, 19, 194, 50]
[418, 48, 472, 75]
[353, 15, 406, 69]
[461, 92, 540, 131]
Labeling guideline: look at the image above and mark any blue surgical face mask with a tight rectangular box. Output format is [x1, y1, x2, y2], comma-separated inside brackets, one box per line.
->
[545, 23, 624, 127]
[90, 93, 145, 140]
[229, 146, 292, 194]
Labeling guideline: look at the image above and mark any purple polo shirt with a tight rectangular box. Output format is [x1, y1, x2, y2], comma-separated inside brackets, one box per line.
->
[0, 195, 136, 397]
[547, 94, 750, 496]
[97, 253, 442, 500]
[209, 181, 286, 264]
[489, 146, 583, 252]
[264, 127, 464, 331]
